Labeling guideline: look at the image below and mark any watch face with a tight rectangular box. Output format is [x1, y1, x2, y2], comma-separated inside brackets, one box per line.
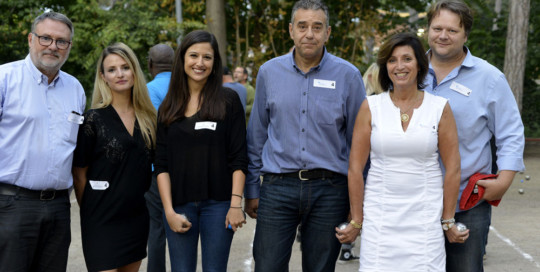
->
[442, 224, 449, 231]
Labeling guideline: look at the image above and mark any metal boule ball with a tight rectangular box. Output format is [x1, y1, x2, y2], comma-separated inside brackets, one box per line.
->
[518, 188, 524, 194]
[338, 222, 349, 230]
[525, 175, 531, 180]
[455, 222, 468, 232]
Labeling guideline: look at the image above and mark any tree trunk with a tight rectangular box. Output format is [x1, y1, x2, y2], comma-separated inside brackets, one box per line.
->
[244, 7, 250, 66]
[234, 3, 241, 67]
[492, 0, 502, 31]
[503, 0, 530, 112]
[206, 0, 227, 65]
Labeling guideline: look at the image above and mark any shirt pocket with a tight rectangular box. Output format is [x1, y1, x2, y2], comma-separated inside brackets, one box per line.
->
[65, 111, 83, 144]
[315, 96, 342, 125]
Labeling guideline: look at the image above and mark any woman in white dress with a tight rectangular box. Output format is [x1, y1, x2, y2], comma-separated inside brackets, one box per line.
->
[337, 33, 465, 271]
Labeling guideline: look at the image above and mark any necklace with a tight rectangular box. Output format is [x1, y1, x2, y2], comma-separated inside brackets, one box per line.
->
[391, 91, 420, 122]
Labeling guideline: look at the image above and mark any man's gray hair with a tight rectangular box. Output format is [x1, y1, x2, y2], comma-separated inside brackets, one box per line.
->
[31, 11, 74, 39]
[290, 0, 329, 27]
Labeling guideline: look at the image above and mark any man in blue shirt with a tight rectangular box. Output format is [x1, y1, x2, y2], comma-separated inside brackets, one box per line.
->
[0, 12, 86, 271]
[245, 1, 365, 270]
[424, 1, 525, 271]
[145, 43, 174, 272]
[223, 66, 247, 112]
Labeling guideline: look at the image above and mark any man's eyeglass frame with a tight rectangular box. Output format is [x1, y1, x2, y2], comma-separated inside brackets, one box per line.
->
[31, 32, 71, 50]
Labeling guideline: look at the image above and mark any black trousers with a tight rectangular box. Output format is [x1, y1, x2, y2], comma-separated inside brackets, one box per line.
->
[144, 173, 167, 272]
[0, 193, 71, 272]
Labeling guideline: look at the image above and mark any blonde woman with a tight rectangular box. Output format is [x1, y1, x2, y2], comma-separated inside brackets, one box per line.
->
[72, 42, 157, 272]
[363, 63, 384, 96]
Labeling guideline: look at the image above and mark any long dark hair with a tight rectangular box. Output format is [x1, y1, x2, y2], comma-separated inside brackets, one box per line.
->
[159, 30, 225, 126]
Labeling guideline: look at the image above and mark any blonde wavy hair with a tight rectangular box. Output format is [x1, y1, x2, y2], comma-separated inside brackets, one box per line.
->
[363, 63, 383, 96]
[91, 42, 157, 149]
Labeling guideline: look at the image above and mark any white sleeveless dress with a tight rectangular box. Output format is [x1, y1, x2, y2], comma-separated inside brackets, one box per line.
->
[359, 91, 448, 272]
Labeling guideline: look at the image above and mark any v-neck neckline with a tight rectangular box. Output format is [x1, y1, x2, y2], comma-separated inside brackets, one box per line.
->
[108, 105, 136, 138]
[386, 91, 426, 133]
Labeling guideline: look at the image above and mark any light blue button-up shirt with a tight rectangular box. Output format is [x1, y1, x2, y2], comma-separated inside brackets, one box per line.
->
[0, 55, 86, 190]
[246, 48, 365, 198]
[424, 48, 525, 212]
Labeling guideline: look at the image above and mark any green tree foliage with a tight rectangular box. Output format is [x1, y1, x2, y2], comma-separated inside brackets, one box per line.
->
[1, 0, 537, 136]
[462, 0, 539, 137]
[65, 0, 184, 99]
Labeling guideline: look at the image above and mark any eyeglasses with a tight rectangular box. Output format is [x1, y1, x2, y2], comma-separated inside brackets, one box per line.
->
[31, 32, 71, 50]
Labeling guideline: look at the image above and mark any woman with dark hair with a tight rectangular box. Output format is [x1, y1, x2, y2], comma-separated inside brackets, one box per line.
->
[154, 30, 248, 271]
[72, 42, 156, 272]
[342, 32, 462, 271]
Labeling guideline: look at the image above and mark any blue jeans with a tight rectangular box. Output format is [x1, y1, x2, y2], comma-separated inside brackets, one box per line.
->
[253, 174, 349, 272]
[446, 201, 491, 272]
[164, 200, 234, 272]
[0, 194, 71, 272]
[145, 173, 166, 272]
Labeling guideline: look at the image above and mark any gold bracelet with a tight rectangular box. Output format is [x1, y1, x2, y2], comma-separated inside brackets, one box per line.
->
[350, 219, 362, 230]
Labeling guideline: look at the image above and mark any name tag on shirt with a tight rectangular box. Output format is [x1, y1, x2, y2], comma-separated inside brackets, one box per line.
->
[450, 81, 472, 97]
[68, 111, 84, 124]
[89, 180, 109, 190]
[195, 121, 217, 130]
[313, 79, 336, 89]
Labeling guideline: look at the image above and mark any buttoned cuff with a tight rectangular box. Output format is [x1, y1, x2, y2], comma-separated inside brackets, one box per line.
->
[244, 178, 261, 199]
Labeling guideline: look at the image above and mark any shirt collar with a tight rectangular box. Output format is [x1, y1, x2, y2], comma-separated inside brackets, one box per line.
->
[155, 71, 172, 79]
[24, 54, 62, 87]
[290, 46, 328, 74]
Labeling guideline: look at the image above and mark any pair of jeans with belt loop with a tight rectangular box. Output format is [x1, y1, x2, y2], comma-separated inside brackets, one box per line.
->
[445, 201, 491, 272]
[253, 173, 349, 272]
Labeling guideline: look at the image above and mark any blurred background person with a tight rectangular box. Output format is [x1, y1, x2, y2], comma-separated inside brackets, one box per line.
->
[72, 42, 156, 272]
[233, 66, 255, 123]
[155, 30, 248, 272]
[340, 33, 462, 271]
[223, 65, 247, 112]
[145, 43, 174, 272]
[363, 63, 384, 96]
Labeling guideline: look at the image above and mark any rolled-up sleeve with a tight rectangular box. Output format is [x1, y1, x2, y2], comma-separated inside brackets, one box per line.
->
[488, 74, 525, 171]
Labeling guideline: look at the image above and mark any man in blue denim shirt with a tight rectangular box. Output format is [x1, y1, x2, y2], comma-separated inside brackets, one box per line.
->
[245, 1, 365, 270]
[424, 1, 525, 271]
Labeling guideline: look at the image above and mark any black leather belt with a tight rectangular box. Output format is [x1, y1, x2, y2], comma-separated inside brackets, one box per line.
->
[273, 169, 341, 181]
[0, 183, 69, 201]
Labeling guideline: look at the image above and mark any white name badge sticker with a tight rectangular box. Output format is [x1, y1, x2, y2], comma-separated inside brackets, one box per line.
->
[68, 112, 84, 124]
[89, 180, 109, 190]
[313, 79, 336, 89]
[450, 81, 472, 97]
[195, 121, 217, 130]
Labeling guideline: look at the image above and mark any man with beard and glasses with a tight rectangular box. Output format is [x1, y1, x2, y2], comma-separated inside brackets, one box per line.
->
[0, 11, 85, 272]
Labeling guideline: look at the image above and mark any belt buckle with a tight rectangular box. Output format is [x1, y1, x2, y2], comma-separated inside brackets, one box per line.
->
[298, 170, 309, 181]
[40, 190, 55, 201]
